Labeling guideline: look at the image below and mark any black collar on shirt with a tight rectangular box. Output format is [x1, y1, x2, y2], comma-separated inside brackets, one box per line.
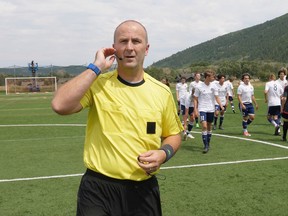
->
[117, 75, 145, 87]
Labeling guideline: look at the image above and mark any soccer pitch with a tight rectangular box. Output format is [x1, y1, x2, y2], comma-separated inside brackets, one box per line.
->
[0, 85, 288, 216]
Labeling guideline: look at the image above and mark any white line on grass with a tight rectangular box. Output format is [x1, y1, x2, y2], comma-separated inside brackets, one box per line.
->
[0, 108, 51, 112]
[161, 156, 288, 170]
[1, 156, 288, 183]
[0, 174, 83, 183]
[1, 124, 288, 183]
[192, 131, 288, 150]
[0, 124, 86, 127]
[0, 136, 85, 143]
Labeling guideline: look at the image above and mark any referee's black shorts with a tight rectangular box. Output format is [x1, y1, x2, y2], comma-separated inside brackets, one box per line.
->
[77, 169, 162, 216]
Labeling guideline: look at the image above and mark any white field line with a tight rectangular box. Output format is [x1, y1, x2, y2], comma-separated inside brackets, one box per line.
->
[192, 131, 288, 150]
[1, 156, 288, 183]
[0, 124, 86, 127]
[0, 124, 288, 183]
[1, 136, 85, 143]
[0, 174, 83, 183]
[161, 156, 288, 170]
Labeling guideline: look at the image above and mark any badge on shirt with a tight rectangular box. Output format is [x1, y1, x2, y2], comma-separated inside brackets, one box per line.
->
[146, 122, 156, 134]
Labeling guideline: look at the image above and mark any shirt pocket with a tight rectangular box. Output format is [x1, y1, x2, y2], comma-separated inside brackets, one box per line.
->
[135, 109, 162, 137]
[101, 103, 125, 134]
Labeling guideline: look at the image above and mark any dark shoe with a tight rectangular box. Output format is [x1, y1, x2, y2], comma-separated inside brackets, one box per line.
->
[233, 110, 236, 113]
[274, 126, 280, 136]
[282, 137, 287, 142]
[219, 125, 224, 130]
[203, 147, 209, 154]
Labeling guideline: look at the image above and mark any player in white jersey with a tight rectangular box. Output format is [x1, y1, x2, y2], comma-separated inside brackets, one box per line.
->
[264, 73, 283, 135]
[183, 91, 195, 140]
[189, 72, 202, 128]
[194, 69, 223, 153]
[213, 74, 229, 130]
[237, 73, 258, 136]
[176, 77, 188, 118]
[225, 77, 236, 113]
[276, 68, 287, 90]
[281, 77, 288, 141]
[276, 68, 287, 126]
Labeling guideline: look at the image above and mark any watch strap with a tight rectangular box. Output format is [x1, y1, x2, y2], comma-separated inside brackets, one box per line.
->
[87, 63, 101, 76]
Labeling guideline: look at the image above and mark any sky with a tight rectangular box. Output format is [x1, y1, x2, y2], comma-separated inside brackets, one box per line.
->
[1, 0, 288, 68]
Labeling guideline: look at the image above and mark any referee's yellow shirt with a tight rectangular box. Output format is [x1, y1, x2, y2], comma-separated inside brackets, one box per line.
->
[80, 70, 183, 181]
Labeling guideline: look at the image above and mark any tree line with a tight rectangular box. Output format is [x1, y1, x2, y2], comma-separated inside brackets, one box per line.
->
[146, 60, 287, 83]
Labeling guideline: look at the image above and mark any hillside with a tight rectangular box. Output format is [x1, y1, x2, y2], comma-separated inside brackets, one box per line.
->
[152, 13, 288, 69]
[0, 65, 87, 77]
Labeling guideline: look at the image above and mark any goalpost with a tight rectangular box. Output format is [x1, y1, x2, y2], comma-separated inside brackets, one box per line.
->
[5, 77, 57, 95]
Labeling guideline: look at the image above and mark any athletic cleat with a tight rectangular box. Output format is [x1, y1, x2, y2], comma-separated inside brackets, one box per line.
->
[281, 137, 287, 142]
[187, 134, 195, 139]
[219, 125, 224, 130]
[203, 147, 209, 154]
[233, 110, 236, 113]
[213, 125, 216, 130]
[183, 132, 187, 141]
[274, 126, 280, 136]
[243, 131, 251, 136]
[196, 123, 200, 128]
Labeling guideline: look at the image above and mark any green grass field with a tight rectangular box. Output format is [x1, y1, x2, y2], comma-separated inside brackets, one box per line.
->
[0, 84, 288, 216]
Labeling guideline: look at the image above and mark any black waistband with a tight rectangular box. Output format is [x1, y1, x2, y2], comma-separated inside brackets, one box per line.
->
[85, 169, 157, 186]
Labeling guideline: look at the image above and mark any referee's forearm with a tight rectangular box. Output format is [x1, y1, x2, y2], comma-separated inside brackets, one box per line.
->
[161, 134, 182, 153]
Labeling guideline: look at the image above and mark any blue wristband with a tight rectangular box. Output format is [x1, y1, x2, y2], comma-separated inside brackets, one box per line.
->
[87, 63, 101, 76]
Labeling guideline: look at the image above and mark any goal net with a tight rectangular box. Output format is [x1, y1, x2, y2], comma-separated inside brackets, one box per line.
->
[5, 77, 57, 95]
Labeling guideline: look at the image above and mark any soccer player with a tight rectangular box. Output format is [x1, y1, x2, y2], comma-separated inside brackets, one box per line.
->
[176, 76, 188, 118]
[189, 72, 202, 128]
[264, 73, 283, 135]
[225, 77, 236, 113]
[276, 68, 287, 90]
[237, 73, 258, 136]
[276, 68, 288, 125]
[183, 91, 195, 140]
[161, 77, 170, 87]
[193, 69, 224, 153]
[52, 20, 183, 216]
[281, 79, 288, 141]
[213, 74, 229, 130]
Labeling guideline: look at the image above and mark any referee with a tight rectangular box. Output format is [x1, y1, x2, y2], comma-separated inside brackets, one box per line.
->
[52, 20, 183, 216]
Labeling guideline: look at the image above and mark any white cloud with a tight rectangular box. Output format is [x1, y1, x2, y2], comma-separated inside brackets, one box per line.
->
[0, 0, 288, 67]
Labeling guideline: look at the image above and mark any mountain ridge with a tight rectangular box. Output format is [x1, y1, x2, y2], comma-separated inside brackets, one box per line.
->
[151, 13, 288, 69]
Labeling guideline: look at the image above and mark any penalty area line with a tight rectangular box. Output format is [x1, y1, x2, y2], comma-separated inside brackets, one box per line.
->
[1, 156, 288, 183]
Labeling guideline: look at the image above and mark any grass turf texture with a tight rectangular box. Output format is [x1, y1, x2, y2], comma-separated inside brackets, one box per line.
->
[0, 83, 288, 216]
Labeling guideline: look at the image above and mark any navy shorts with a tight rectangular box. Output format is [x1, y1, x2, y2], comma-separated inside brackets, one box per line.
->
[77, 169, 162, 216]
[188, 107, 194, 115]
[239, 103, 255, 117]
[215, 105, 226, 111]
[199, 112, 214, 123]
[267, 106, 281, 116]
